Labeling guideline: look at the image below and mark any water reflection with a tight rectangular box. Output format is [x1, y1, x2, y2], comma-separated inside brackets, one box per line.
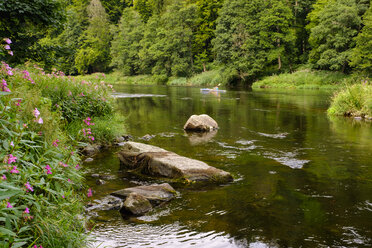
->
[86, 86, 372, 247]
[186, 130, 218, 145]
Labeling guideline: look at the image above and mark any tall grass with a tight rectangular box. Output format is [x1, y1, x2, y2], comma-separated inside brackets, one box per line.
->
[252, 69, 349, 89]
[328, 81, 372, 117]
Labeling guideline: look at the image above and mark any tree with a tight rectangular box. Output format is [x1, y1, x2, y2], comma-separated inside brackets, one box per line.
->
[0, 0, 65, 63]
[101, 0, 132, 23]
[289, 0, 316, 64]
[308, 0, 362, 71]
[350, 5, 372, 73]
[213, 0, 295, 82]
[139, 2, 197, 77]
[110, 8, 145, 75]
[75, 0, 111, 74]
[193, 0, 224, 72]
[133, 0, 165, 22]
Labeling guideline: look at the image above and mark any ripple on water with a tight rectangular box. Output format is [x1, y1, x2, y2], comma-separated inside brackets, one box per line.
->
[112, 93, 167, 98]
[256, 132, 289, 139]
[90, 223, 248, 248]
[341, 226, 371, 246]
[262, 151, 310, 169]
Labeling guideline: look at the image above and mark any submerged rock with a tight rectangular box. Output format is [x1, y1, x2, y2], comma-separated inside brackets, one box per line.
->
[121, 192, 153, 215]
[96, 179, 106, 185]
[117, 142, 233, 184]
[85, 195, 123, 212]
[183, 114, 218, 132]
[111, 183, 176, 205]
[82, 144, 100, 156]
[140, 134, 155, 141]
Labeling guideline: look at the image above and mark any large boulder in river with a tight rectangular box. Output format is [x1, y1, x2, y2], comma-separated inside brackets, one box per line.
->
[117, 142, 233, 184]
[183, 114, 218, 132]
[111, 183, 176, 205]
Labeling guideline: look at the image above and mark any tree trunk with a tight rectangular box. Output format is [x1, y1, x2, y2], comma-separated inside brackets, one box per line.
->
[203, 63, 206, 72]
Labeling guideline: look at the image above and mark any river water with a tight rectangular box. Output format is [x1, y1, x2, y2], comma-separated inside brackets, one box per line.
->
[86, 86, 372, 248]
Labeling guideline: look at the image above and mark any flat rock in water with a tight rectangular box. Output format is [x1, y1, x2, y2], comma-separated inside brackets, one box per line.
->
[111, 183, 176, 205]
[183, 114, 218, 132]
[118, 142, 233, 184]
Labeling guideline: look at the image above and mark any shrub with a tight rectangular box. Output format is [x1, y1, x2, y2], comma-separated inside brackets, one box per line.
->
[0, 61, 124, 247]
[328, 80, 372, 117]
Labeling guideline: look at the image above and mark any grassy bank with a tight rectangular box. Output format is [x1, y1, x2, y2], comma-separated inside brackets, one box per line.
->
[75, 67, 236, 87]
[252, 69, 350, 89]
[0, 62, 125, 247]
[328, 81, 372, 118]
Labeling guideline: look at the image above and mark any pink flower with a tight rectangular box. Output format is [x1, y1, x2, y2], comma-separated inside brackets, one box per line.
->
[33, 108, 40, 118]
[68, 91, 72, 96]
[25, 182, 33, 192]
[52, 139, 60, 147]
[45, 165, 52, 174]
[6, 202, 13, 208]
[1, 175, 6, 180]
[8, 51, 13, 56]
[1, 79, 6, 85]
[4, 38, 11, 44]
[23, 124, 28, 128]
[37, 117, 43, 124]
[10, 141, 14, 147]
[83, 117, 94, 126]
[87, 188, 92, 197]
[3, 86, 10, 92]
[4, 45, 10, 50]
[62, 195, 65, 198]
[10, 166, 19, 174]
[8, 154, 17, 164]
[68, 178, 71, 182]
[7, 70, 13, 76]
[75, 164, 80, 170]
[59, 161, 68, 168]
[24, 207, 30, 214]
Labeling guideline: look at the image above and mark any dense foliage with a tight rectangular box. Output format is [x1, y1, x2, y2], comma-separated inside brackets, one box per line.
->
[0, 40, 124, 247]
[1, 0, 371, 84]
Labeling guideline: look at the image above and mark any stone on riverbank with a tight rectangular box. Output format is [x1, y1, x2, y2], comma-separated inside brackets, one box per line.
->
[118, 142, 233, 183]
[183, 114, 218, 132]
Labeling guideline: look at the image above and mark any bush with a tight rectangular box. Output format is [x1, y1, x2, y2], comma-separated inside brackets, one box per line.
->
[328, 80, 372, 117]
[0, 61, 124, 247]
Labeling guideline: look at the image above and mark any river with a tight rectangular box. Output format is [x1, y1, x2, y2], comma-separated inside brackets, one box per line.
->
[86, 86, 372, 248]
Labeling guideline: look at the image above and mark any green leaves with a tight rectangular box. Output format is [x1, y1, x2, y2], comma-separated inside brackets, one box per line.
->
[308, 0, 365, 72]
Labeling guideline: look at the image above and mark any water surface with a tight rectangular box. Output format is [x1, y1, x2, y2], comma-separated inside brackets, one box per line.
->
[86, 86, 372, 248]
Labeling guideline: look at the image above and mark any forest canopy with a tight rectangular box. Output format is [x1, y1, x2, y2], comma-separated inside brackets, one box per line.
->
[1, 0, 371, 83]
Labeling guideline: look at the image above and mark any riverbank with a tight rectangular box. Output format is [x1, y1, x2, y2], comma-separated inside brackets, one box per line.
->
[74, 68, 231, 87]
[251, 69, 350, 89]
[0, 62, 125, 247]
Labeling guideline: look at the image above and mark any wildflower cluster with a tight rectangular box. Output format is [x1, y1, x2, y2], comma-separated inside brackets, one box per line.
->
[1, 38, 13, 56]
[0, 62, 107, 247]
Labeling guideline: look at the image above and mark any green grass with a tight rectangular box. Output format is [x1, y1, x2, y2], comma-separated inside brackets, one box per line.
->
[75, 71, 157, 85]
[75, 68, 229, 87]
[252, 69, 349, 89]
[328, 81, 372, 118]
